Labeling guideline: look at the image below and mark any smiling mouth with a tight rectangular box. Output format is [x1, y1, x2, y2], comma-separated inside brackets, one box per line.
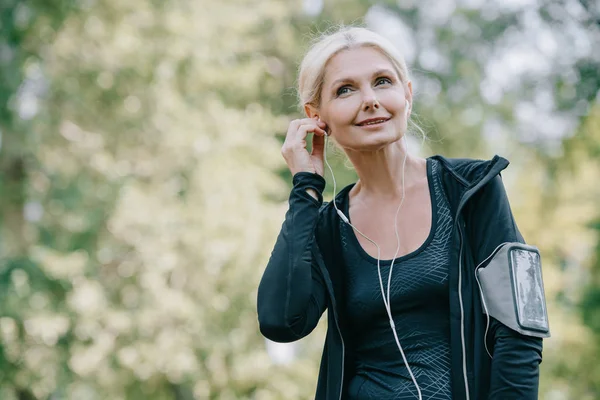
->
[356, 118, 390, 126]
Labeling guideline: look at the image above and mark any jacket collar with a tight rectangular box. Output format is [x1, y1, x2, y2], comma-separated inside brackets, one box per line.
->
[430, 154, 509, 188]
[431, 155, 510, 217]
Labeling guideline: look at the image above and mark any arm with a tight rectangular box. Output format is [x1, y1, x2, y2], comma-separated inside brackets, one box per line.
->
[487, 319, 543, 399]
[467, 174, 544, 399]
[257, 172, 328, 343]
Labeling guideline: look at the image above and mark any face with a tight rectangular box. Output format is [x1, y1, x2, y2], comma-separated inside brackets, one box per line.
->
[307, 46, 412, 152]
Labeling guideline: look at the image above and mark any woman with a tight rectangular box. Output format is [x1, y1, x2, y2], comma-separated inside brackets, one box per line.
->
[257, 26, 549, 400]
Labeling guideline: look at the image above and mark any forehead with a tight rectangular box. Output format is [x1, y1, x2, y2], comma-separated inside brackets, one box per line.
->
[323, 46, 396, 85]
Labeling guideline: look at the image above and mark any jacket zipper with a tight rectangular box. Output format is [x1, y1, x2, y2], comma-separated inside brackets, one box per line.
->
[458, 224, 470, 400]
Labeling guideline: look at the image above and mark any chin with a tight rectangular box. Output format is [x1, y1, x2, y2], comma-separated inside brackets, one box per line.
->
[357, 130, 404, 151]
[348, 130, 404, 152]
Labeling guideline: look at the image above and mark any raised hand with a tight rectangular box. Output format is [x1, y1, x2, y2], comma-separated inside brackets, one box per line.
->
[281, 117, 328, 177]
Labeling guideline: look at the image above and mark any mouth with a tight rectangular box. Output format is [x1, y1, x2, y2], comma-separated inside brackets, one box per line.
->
[355, 117, 391, 127]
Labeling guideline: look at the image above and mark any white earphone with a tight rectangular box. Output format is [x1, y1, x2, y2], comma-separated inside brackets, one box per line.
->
[322, 98, 423, 399]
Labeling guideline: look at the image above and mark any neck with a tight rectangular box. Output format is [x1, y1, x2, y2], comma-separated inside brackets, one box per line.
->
[345, 137, 426, 199]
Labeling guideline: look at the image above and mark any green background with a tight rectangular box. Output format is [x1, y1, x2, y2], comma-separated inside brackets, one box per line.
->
[1, 0, 599, 398]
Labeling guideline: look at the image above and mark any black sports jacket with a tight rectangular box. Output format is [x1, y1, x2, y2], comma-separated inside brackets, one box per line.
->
[257, 155, 545, 399]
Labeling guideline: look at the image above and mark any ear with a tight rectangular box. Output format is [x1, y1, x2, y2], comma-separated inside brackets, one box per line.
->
[304, 103, 319, 119]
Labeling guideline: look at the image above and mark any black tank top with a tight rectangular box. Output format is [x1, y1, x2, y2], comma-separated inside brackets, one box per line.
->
[341, 158, 454, 399]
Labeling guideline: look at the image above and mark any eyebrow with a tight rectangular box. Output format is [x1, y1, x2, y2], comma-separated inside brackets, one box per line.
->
[329, 68, 398, 89]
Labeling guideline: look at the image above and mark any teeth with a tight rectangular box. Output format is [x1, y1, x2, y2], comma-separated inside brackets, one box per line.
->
[364, 119, 386, 125]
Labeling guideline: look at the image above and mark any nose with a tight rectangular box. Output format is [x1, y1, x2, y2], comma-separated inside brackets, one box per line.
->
[362, 90, 379, 111]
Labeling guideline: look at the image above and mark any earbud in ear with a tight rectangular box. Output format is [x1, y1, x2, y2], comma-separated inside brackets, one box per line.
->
[405, 100, 410, 117]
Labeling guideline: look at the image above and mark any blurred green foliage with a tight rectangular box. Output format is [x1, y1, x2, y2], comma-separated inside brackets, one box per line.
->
[0, 0, 599, 399]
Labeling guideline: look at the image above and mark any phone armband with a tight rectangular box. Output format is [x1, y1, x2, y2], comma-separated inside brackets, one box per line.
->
[476, 243, 550, 338]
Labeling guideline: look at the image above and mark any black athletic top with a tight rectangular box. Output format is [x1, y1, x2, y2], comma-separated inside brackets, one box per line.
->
[341, 159, 454, 399]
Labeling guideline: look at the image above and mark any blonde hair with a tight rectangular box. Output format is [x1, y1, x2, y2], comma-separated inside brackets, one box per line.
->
[297, 26, 426, 141]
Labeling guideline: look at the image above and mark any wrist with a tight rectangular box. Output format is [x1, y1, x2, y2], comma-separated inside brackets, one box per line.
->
[305, 188, 319, 200]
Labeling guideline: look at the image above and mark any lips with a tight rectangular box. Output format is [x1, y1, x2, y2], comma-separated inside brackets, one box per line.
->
[356, 117, 391, 126]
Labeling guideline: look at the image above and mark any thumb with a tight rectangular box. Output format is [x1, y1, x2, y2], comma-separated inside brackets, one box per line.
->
[311, 133, 325, 159]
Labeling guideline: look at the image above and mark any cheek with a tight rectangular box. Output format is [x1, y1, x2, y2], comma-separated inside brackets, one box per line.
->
[381, 89, 405, 112]
[328, 98, 360, 126]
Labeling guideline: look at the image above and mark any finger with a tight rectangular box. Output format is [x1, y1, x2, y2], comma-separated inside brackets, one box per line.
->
[313, 118, 328, 134]
[294, 118, 320, 128]
[297, 124, 327, 140]
[284, 119, 303, 142]
[282, 122, 324, 158]
[309, 117, 328, 130]
[303, 117, 328, 131]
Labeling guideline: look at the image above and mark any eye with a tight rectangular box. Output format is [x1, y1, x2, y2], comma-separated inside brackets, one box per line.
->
[375, 77, 393, 86]
[336, 85, 352, 96]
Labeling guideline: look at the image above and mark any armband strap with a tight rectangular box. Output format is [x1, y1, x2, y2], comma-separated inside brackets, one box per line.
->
[476, 243, 550, 338]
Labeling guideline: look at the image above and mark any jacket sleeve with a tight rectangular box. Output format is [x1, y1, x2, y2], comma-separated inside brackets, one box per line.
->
[256, 172, 328, 343]
[466, 174, 544, 400]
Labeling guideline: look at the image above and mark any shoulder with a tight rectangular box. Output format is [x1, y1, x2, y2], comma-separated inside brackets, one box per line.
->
[465, 172, 525, 245]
